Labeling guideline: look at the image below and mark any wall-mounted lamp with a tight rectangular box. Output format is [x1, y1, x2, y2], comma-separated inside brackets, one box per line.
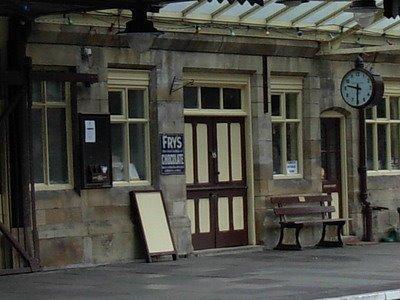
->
[117, 8, 162, 53]
[276, 0, 309, 7]
[347, 0, 381, 28]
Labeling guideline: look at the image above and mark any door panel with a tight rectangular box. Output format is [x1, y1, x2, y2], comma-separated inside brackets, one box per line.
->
[217, 123, 230, 182]
[196, 124, 209, 184]
[185, 116, 247, 250]
[321, 118, 342, 218]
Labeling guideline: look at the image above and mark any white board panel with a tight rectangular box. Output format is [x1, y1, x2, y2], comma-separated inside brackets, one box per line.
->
[134, 191, 175, 254]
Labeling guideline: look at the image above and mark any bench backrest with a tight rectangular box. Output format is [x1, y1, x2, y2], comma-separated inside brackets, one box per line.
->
[271, 195, 334, 222]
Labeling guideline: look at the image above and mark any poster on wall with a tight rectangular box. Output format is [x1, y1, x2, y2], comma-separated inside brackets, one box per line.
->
[160, 133, 185, 175]
[286, 160, 298, 175]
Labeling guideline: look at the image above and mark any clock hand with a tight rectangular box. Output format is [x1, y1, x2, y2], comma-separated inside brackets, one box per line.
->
[356, 83, 360, 105]
[348, 85, 361, 90]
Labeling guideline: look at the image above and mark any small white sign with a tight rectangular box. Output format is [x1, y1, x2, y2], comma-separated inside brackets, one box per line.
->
[286, 160, 298, 174]
[85, 120, 96, 143]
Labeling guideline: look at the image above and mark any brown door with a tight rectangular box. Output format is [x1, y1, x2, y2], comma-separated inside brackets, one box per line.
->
[185, 116, 248, 250]
[321, 118, 342, 218]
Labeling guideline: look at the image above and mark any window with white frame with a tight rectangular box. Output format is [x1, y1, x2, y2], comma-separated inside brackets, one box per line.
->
[271, 77, 303, 177]
[366, 94, 400, 172]
[31, 80, 72, 187]
[108, 72, 150, 183]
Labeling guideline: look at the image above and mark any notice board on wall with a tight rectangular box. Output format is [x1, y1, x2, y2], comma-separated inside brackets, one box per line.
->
[130, 190, 177, 263]
[159, 133, 185, 175]
[78, 114, 112, 190]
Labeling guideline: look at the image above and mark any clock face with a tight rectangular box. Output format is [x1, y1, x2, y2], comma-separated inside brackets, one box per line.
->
[340, 69, 374, 108]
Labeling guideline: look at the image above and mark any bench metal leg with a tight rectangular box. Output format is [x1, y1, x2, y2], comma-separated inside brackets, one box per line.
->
[274, 223, 303, 251]
[316, 221, 345, 248]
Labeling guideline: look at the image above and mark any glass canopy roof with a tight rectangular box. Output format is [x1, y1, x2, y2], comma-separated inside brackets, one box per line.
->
[150, 0, 400, 38]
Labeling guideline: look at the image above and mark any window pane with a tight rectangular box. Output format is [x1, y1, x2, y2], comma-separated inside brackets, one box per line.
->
[391, 124, 400, 170]
[223, 88, 241, 109]
[366, 124, 374, 170]
[128, 90, 145, 118]
[390, 97, 399, 120]
[286, 93, 298, 119]
[111, 124, 125, 181]
[377, 99, 386, 118]
[201, 87, 220, 109]
[184, 87, 198, 109]
[46, 81, 65, 102]
[272, 123, 282, 175]
[32, 109, 44, 183]
[129, 123, 146, 180]
[286, 123, 299, 174]
[366, 107, 373, 119]
[109, 91, 123, 115]
[378, 124, 387, 170]
[271, 95, 281, 117]
[32, 81, 43, 102]
[47, 108, 68, 184]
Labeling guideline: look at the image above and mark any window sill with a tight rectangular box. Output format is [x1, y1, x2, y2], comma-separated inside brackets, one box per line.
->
[113, 180, 151, 187]
[273, 174, 303, 180]
[35, 183, 73, 191]
[367, 170, 400, 177]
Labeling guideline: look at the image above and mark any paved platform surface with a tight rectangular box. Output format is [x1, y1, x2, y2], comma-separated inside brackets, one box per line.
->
[1, 243, 400, 300]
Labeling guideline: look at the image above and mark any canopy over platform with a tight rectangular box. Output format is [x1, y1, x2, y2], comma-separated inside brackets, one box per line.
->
[0, 0, 199, 18]
[150, 0, 399, 37]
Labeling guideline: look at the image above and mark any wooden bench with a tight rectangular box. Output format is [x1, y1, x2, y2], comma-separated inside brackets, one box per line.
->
[270, 195, 346, 250]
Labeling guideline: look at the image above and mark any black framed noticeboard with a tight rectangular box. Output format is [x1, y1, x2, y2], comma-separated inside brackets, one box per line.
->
[78, 114, 112, 190]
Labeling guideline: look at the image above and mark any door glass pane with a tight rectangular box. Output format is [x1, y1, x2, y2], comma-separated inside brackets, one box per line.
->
[271, 94, 281, 117]
[223, 88, 241, 109]
[201, 87, 220, 109]
[32, 81, 43, 102]
[286, 123, 299, 174]
[128, 90, 144, 118]
[109, 91, 123, 115]
[366, 124, 374, 170]
[111, 124, 125, 181]
[377, 124, 387, 170]
[390, 97, 399, 120]
[47, 108, 68, 183]
[129, 123, 146, 180]
[272, 123, 282, 175]
[32, 109, 44, 183]
[377, 99, 386, 118]
[286, 93, 298, 119]
[391, 124, 400, 170]
[46, 81, 65, 102]
[184, 87, 198, 109]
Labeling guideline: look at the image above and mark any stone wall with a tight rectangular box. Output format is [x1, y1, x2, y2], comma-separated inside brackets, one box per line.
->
[23, 20, 400, 267]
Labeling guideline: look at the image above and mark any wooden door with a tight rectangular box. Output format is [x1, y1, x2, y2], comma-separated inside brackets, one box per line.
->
[321, 118, 341, 219]
[185, 117, 248, 250]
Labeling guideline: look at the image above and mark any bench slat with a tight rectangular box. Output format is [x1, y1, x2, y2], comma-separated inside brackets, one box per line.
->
[274, 206, 335, 216]
[270, 195, 332, 205]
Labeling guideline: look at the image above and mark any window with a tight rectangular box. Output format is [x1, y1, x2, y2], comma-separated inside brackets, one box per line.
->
[108, 86, 150, 183]
[271, 90, 302, 177]
[184, 86, 242, 110]
[32, 80, 72, 187]
[366, 96, 400, 172]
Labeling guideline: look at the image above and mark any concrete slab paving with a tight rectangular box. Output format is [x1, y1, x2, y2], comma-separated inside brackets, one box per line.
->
[1, 243, 400, 300]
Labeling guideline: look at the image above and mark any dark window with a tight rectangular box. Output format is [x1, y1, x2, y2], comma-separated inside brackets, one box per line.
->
[184, 87, 198, 109]
[271, 94, 281, 116]
[223, 88, 241, 109]
[201, 87, 220, 109]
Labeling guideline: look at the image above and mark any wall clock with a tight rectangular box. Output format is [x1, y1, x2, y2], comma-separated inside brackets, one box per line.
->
[340, 67, 384, 109]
